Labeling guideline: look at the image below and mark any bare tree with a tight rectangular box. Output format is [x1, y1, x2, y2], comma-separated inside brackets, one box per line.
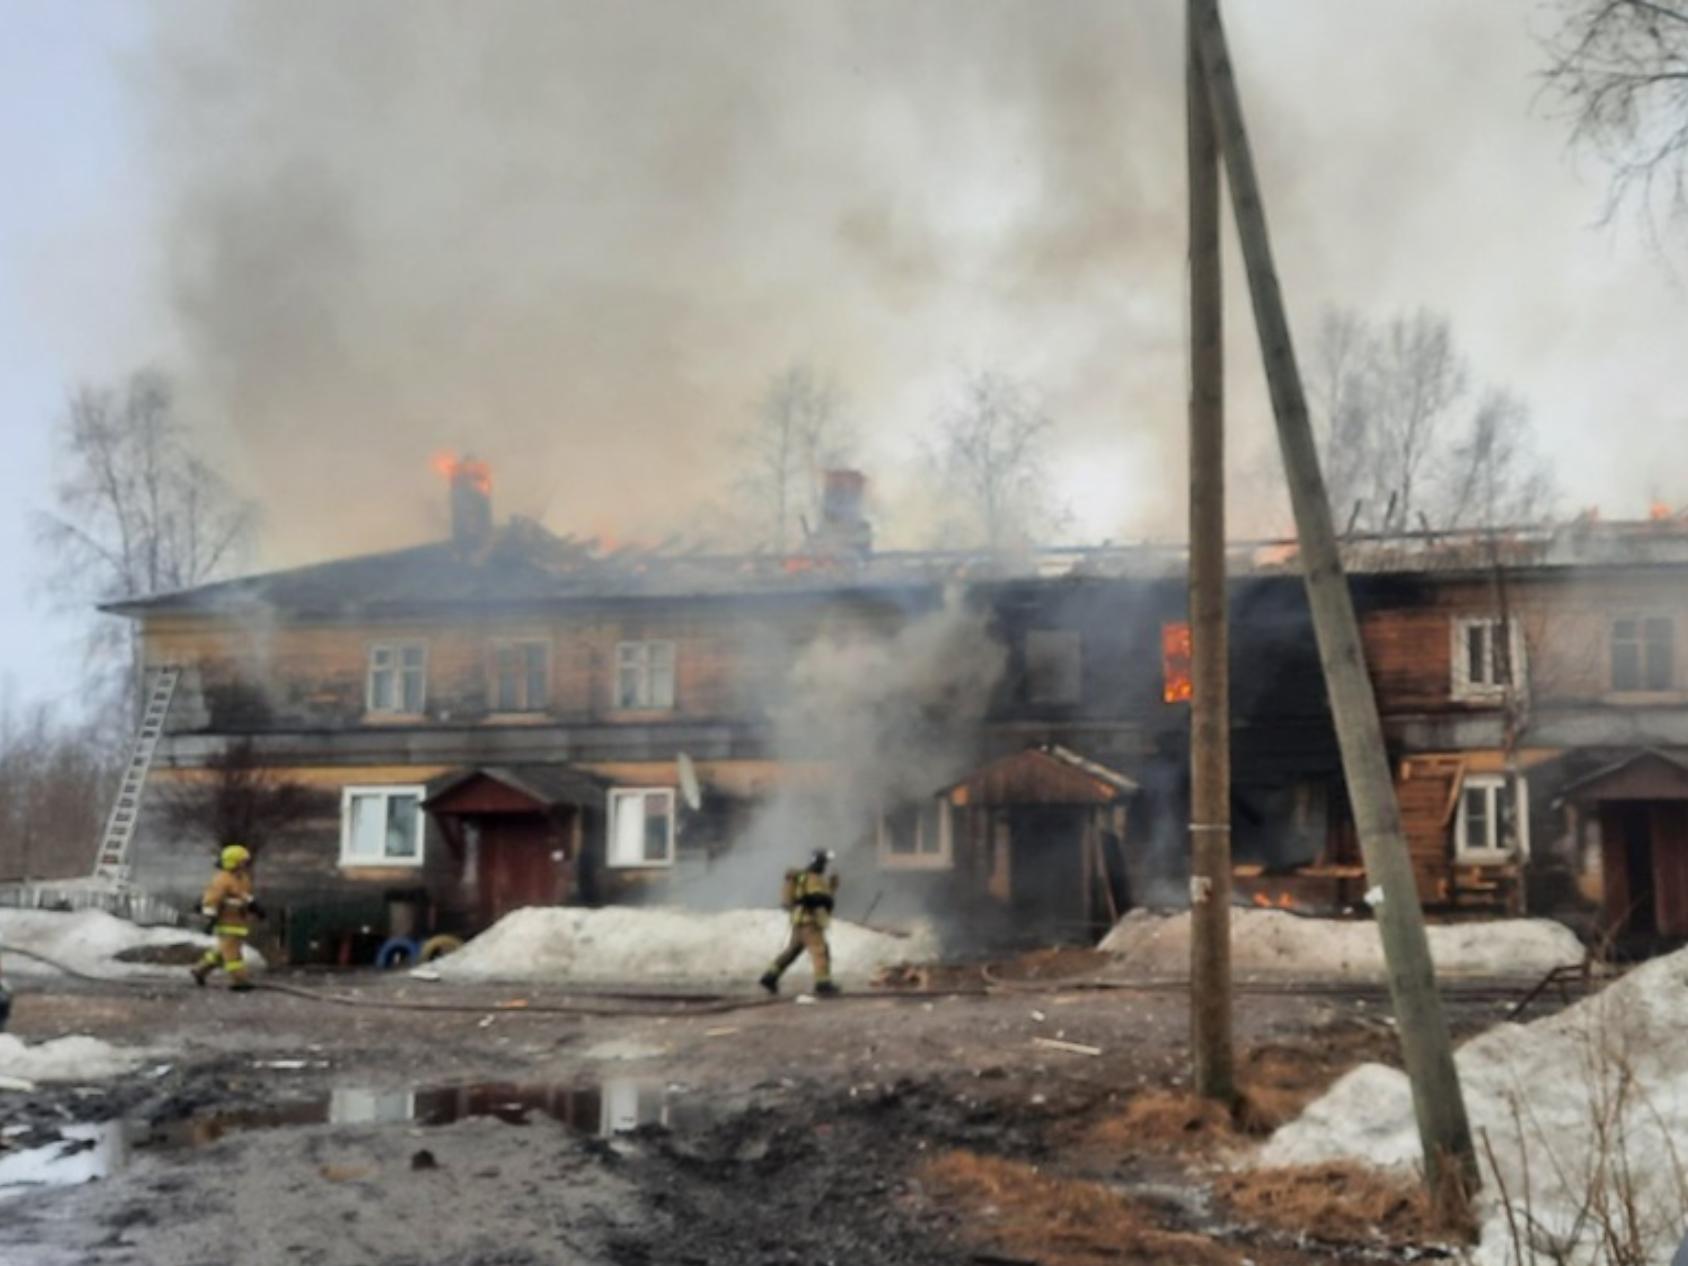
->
[737, 363, 852, 552]
[931, 370, 1068, 552]
[0, 687, 114, 881]
[1543, 0, 1688, 234]
[1312, 309, 1557, 533]
[36, 369, 257, 711]
[157, 738, 317, 858]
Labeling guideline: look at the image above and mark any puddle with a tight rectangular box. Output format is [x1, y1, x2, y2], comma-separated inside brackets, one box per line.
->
[0, 1077, 703, 1199]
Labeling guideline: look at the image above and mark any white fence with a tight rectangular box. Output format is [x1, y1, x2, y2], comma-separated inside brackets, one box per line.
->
[0, 881, 184, 928]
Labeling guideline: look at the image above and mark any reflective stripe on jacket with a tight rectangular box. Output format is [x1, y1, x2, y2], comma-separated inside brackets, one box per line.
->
[201, 870, 255, 932]
[784, 868, 839, 928]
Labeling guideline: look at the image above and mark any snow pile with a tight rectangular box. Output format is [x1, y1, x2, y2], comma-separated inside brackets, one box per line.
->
[1100, 909, 1583, 979]
[430, 906, 938, 986]
[1264, 946, 1688, 1265]
[0, 1034, 156, 1084]
[0, 908, 262, 979]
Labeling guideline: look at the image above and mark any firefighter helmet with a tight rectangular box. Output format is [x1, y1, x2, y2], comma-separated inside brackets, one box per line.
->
[220, 844, 252, 871]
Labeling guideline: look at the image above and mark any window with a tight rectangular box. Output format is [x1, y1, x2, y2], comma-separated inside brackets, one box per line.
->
[492, 641, 550, 712]
[1025, 630, 1083, 704]
[616, 641, 676, 710]
[1612, 616, 1674, 692]
[878, 799, 952, 870]
[341, 786, 425, 866]
[368, 643, 426, 715]
[608, 788, 676, 867]
[1451, 617, 1523, 699]
[1455, 774, 1528, 862]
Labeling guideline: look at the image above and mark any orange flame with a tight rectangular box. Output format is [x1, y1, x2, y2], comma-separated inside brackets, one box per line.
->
[1650, 501, 1673, 522]
[1251, 892, 1271, 908]
[431, 450, 492, 494]
[1161, 621, 1193, 704]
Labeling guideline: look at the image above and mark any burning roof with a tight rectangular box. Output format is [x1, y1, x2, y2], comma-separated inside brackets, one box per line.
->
[101, 513, 1688, 621]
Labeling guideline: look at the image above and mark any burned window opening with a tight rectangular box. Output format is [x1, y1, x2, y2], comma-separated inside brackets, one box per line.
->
[1024, 629, 1082, 705]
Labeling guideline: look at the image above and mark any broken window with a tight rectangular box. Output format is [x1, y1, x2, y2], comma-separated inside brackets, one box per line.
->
[1025, 630, 1083, 704]
[341, 786, 425, 866]
[492, 640, 550, 712]
[1451, 617, 1522, 698]
[1611, 616, 1674, 692]
[878, 799, 951, 869]
[1161, 621, 1192, 703]
[608, 788, 676, 867]
[368, 643, 427, 715]
[1455, 774, 1527, 861]
[615, 641, 676, 710]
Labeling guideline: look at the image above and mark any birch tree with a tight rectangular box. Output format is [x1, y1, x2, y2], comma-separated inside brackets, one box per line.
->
[37, 369, 258, 712]
[932, 370, 1067, 552]
[1543, 0, 1688, 234]
[738, 363, 852, 552]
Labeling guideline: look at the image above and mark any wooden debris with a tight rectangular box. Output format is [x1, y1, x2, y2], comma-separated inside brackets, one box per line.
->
[1031, 1036, 1102, 1057]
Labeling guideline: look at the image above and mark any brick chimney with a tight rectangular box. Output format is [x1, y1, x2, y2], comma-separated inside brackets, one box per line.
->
[808, 469, 872, 559]
[450, 455, 493, 547]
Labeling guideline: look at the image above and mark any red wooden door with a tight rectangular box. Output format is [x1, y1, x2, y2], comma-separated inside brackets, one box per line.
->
[1652, 803, 1688, 938]
[477, 815, 569, 927]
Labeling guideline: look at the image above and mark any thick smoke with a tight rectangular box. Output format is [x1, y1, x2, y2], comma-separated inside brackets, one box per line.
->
[677, 591, 1005, 912]
[144, 0, 1192, 560]
[139, 1, 1688, 561]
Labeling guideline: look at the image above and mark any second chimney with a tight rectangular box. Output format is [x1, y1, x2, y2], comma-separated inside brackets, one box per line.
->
[450, 455, 494, 548]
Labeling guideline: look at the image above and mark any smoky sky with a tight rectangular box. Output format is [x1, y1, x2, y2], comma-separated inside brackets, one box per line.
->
[141, 0, 1688, 568]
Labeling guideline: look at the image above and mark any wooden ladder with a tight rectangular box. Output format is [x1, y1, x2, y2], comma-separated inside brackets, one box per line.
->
[92, 666, 181, 883]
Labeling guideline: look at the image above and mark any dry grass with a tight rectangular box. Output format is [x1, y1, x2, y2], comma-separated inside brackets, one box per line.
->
[921, 1149, 1236, 1266]
[1214, 1161, 1466, 1246]
[1086, 1089, 1239, 1152]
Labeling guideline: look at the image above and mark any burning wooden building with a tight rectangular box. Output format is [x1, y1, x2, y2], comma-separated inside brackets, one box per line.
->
[98, 465, 1688, 960]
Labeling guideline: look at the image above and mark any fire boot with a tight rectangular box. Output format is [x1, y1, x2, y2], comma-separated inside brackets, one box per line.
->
[758, 972, 779, 996]
[190, 963, 212, 988]
[229, 977, 255, 993]
[815, 980, 841, 998]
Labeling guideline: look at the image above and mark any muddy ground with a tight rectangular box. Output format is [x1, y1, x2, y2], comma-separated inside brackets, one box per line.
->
[0, 967, 1568, 1266]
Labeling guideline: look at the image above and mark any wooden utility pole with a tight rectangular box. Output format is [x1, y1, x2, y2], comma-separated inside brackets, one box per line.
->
[1189, 0, 1478, 1205]
[1186, 0, 1233, 1105]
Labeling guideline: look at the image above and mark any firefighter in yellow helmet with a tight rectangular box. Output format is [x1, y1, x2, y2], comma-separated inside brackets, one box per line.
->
[191, 844, 263, 991]
[759, 849, 840, 996]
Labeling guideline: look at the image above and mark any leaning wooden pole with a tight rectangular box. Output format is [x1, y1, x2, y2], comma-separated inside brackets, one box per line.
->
[1189, 0, 1478, 1204]
[1186, 0, 1234, 1105]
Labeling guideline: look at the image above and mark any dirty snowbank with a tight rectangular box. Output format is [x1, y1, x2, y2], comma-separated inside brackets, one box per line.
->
[1263, 946, 1688, 1265]
[430, 906, 938, 986]
[0, 909, 262, 979]
[0, 1034, 159, 1085]
[1100, 908, 1583, 979]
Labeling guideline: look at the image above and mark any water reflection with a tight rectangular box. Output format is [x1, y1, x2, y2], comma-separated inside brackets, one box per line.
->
[0, 1077, 692, 1199]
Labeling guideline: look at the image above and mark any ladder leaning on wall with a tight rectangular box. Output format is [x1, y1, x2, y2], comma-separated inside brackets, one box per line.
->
[91, 666, 181, 885]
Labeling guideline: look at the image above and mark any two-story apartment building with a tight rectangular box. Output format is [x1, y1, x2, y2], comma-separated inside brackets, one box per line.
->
[104, 468, 1688, 959]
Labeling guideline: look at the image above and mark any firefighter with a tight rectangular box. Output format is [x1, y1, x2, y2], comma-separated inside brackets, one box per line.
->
[759, 848, 840, 997]
[191, 844, 263, 991]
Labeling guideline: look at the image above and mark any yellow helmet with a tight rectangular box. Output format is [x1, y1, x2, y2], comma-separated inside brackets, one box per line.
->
[220, 844, 252, 871]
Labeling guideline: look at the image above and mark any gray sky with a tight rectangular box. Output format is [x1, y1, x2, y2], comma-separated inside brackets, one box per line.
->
[2, 0, 1685, 715]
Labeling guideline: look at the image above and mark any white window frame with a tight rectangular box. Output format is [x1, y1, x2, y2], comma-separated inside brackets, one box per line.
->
[877, 798, 954, 871]
[1450, 616, 1525, 701]
[367, 642, 428, 716]
[1025, 629, 1083, 705]
[339, 784, 427, 868]
[607, 788, 677, 869]
[614, 640, 677, 711]
[1610, 615, 1675, 693]
[1454, 773, 1529, 864]
[490, 638, 551, 714]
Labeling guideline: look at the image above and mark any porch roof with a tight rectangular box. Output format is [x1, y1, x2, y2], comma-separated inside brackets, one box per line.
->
[941, 744, 1138, 807]
[423, 764, 608, 814]
[1555, 749, 1688, 805]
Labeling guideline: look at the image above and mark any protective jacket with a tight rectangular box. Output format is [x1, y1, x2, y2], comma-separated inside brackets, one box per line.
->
[782, 868, 839, 929]
[201, 869, 256, 936]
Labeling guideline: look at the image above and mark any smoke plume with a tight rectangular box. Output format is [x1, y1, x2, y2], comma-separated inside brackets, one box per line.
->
[676, 591, 1006, 911]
